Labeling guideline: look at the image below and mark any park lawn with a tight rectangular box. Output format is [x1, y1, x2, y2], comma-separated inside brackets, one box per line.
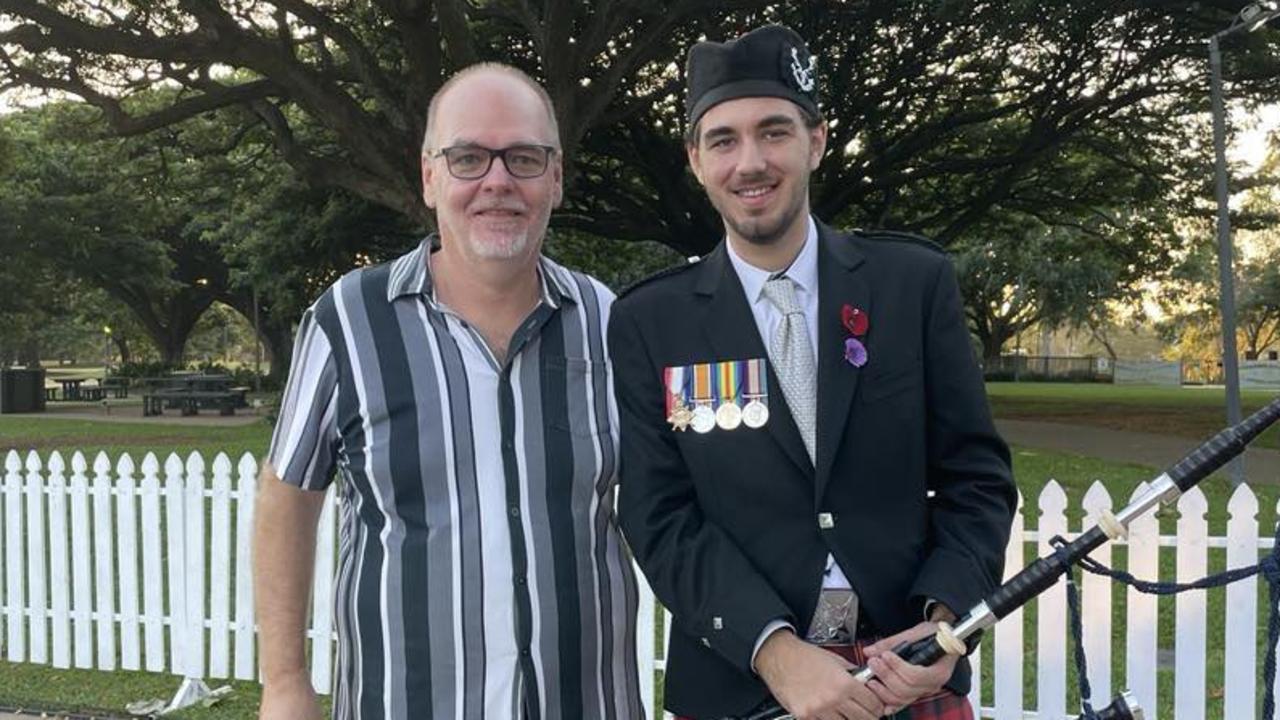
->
[986, 382, 1280, 451]
[3, 397, 1280, 717]
[0, 417, 274, 467]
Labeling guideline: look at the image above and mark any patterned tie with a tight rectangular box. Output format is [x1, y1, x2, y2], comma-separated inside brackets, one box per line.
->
[761, 276, 817, 463]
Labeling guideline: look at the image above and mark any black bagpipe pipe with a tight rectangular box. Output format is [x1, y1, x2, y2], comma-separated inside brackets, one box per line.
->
[747, 395, 1280, 720]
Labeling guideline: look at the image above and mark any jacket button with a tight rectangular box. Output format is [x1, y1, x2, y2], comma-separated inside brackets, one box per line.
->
[713, 616, 723, 630]
[701, 637, 711, 648]
[818, 512, 835, 529]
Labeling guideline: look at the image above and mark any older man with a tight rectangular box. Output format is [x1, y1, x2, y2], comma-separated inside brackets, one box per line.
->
[255, 63, 643, 720]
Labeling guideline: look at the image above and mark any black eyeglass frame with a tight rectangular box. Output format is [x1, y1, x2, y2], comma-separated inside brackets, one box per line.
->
[429, 144, 558, 180]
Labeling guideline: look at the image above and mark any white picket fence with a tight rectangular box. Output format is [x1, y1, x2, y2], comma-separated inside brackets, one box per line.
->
[1, 449, 1278, 719]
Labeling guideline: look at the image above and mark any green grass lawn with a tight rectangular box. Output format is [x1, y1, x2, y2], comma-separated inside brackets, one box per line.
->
[3, 384, 1280, 717]
[0, 417, 273, 464]
[987, 382, 1280, 450]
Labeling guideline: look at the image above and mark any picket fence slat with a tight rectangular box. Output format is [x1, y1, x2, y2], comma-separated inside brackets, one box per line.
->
[1175, 488, 1209, 720]
[635, 565, 656, 720]
[994, 491, 1024, 720]
[25, 452, 48, 664]
[165, 454, 187, 675]
[309, 486, 338, 692]
[0, 453, 8, 653]
[1037, 480, 1068, 719]
[1082, 482, 1113, 703]
[4, 451, 1280, 719]
[47, 452, 70, 669]
[233, 453, 258, 680]
[5, 451, 25, 662]
[209, 454, 233, 678]
[69, 455, 92, 669]
[184, 452, 207, 679]
[1274, 501, 1280, 713]
[117, 454, 141, 671]
[1224, 486, 1259, 720]
[141, 454, 166, 673]
[92, 453, 117, 670]
[1125, 482, 1160, 720]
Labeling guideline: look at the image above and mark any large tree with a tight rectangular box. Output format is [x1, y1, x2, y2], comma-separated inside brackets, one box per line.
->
[3, 1, 1276, 256]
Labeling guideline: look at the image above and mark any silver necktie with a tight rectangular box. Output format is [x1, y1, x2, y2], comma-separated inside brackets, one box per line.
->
[761, 276, 816, 462]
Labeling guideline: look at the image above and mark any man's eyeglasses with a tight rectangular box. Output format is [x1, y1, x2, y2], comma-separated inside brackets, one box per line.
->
[431, 144, 557, 180]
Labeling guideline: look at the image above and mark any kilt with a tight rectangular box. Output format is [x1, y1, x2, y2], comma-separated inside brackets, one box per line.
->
[674, 641, 973, 720]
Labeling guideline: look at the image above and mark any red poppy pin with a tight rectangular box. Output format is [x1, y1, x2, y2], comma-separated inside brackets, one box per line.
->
[841, 304, 868, 368]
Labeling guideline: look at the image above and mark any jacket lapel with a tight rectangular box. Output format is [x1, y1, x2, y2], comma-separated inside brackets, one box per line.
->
[815, 223, 869, 500]
[694, 243, 812, 477]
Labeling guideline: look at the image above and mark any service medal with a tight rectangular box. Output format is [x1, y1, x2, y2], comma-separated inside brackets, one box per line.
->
[668, 404, 694, 432]
[691, 404, 716, 434]
[715, 401, 743, 430]
[742, 399, 770, 429]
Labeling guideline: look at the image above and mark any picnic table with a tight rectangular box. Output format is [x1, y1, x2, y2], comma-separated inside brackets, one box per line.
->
[101, 376, 130, 398]
[139, 374, 247, 416]
[55, 377, 105, 401]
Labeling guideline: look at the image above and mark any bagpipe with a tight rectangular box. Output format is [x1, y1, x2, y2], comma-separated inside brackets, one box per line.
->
[748, 394, 1280, 720]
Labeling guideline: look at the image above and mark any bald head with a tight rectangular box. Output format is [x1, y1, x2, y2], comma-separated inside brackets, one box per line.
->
[422, 63, 561, 157]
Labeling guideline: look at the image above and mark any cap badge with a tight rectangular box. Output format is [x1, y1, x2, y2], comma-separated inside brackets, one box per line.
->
[789, 47, 816, 93]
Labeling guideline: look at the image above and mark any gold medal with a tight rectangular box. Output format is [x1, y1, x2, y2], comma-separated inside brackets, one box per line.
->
[715, 401, 743, 430]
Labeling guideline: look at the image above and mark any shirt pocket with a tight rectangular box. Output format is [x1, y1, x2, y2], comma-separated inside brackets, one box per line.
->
[542, 356, 611, 438]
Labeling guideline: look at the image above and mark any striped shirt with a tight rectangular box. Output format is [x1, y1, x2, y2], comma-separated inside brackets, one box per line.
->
[267, 237, 643, 720]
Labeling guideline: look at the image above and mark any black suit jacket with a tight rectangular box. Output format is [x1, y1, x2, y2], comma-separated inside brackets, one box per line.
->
[609, 223, 1017, 718]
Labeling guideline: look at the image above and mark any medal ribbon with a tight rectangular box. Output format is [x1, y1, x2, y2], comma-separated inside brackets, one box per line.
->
[745, 358, 763, 399]
[693, 362, 712, 404]
[718, 360, 740, 407]
[663, 366, 675, 416]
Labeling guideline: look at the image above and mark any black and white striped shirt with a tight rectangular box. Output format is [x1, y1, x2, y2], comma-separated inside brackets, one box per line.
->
[268, 238, 643, 719]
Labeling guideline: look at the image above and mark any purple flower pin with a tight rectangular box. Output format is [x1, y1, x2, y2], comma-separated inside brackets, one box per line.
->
[844, 337, 868, 367]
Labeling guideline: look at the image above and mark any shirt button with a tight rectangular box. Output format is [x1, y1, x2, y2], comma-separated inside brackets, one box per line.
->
[520, 648, 531, 657]
[510, 506, 521, 518]
[516, 576, 527, 586]
[818, 512, 835, 529]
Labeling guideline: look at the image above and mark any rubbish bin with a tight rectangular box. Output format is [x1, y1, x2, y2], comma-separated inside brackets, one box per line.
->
[0, 367, 47, 413]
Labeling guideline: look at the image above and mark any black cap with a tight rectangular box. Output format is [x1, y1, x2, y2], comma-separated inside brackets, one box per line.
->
[685, 25, 820, 129]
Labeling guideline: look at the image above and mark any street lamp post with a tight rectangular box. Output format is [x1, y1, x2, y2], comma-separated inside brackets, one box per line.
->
[1207, 1, 1279, 486]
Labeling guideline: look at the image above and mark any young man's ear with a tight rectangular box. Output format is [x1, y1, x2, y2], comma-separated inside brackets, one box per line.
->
[808, 121, 828, 171]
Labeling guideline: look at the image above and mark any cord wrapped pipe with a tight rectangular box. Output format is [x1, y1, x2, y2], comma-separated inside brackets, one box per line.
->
[741, 395, 1280, 720]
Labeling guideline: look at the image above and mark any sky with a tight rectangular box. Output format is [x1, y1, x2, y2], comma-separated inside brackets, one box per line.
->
[1235, 103, 1280, 172]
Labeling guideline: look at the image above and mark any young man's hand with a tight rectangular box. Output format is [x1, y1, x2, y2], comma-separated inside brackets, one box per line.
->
[756, 629, 885, 720]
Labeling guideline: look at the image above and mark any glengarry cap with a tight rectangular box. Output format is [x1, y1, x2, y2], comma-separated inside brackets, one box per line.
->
[685, 25, 820, 129]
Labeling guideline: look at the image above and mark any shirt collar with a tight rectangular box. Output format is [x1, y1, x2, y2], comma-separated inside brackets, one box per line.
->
[386, 234, 576, 308]
[726, 215, 819, 305]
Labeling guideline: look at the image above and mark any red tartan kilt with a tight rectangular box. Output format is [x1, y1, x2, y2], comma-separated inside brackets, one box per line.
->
[674, 643, 974, 720]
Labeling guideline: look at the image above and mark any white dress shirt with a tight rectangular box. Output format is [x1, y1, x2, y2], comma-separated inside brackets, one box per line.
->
[726, 217, 856, 662]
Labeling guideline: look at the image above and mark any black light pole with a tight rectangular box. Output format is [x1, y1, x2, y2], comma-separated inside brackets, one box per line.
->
[1208, 1, 1279, 485]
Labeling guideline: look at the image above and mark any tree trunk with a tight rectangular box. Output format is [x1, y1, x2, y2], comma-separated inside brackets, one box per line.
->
[19, 337, 41, 368]
[114, 337, 132, 366]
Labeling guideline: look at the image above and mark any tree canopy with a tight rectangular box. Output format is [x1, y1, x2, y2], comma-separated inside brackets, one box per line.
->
[2, 0, 1278, 364]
